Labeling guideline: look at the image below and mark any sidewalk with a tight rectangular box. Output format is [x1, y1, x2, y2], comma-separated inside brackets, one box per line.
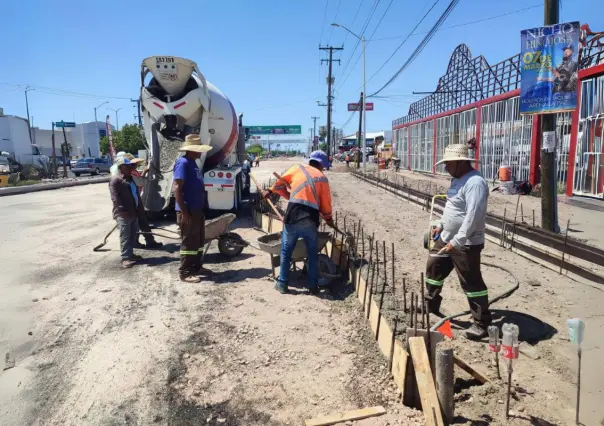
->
[379, 167, 604, 248]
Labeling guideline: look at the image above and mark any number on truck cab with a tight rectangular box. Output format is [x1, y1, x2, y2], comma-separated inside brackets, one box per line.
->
[155, 57, 174, 63]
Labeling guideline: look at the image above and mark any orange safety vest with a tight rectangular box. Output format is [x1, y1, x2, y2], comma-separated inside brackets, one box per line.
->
[270, 164, 333, 221]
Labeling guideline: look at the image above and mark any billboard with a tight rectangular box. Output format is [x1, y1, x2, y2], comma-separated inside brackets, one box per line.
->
[246, 125, 302, 135]
[520, 22, 580, 115]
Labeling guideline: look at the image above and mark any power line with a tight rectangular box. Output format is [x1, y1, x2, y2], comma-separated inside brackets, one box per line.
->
[326, 0, 343, 45]
[335, 0, 396, 91]
[0, 82, 130, 100]
[251, 97, 321, 111]
[334, 0, 381, 85]
[340, 0, 366, 48]
[318, 0, 330, 45]
[369, 0, 460, 97]
[372, 4, 542, 41]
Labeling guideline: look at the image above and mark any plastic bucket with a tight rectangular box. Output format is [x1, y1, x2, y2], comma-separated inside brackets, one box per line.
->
[499, 165, 512, 181]
[378, 158, 386, 170]
[499, 181, 514, 195]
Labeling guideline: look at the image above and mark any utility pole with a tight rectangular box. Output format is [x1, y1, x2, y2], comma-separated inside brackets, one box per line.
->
[131, 98, 143, 127]
[108, 108, 122, 131]
[320, 46, 343, 158]
[357, 92, 364, 169]
[311, 116, 320, 150]
[51, 122, 57, 178]
[540, 0, 560, 233]
[24, 86, 34, 143]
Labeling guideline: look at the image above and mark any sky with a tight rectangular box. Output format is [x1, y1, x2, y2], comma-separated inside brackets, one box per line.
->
[1, 0, 603, 140]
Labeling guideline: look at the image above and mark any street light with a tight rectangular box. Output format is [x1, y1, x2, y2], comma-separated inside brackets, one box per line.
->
[94, 101, 109, 157]
[107, 107, 122, 131]
[331, 23, 367, 172]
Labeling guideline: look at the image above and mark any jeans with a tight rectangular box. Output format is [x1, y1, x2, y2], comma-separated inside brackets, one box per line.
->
[116, 215, 139, 260]
[277, 221, 318, 289]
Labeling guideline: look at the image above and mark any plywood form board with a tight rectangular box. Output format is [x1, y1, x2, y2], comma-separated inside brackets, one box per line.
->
[369, 298, 380, 336]
[406, 329, 444, 371]
[391, 339, 408, 400]
[357, 276, 367, 306]
[408, 337, 445, 426]
[377, 315, 393, 358]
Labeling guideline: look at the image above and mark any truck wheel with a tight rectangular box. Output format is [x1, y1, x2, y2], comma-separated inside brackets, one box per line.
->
[218, 232, 245, 258]
[230, 178, 242, 213]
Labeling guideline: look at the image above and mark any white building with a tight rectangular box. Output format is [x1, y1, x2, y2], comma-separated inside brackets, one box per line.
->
[31, 121, 114, 159]
[31, 127, 75, 157]
[246, 138, 308, 154]
[339, 131, 393, 150]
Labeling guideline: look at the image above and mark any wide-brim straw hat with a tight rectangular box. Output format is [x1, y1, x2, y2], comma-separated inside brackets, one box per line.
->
[178, 134, 212, 153]
[435, 144, 479, 166]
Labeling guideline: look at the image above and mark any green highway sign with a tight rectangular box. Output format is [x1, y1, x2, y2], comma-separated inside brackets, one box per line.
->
[246, 125, 301, 135]
[55, 121, 76, 128]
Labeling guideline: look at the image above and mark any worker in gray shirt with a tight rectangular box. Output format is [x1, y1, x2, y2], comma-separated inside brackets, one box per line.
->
[424, 144, 491, 340]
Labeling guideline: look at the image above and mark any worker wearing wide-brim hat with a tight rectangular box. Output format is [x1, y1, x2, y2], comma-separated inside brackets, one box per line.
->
[173, 134, 213, 283]
[424, 143, 492, 340]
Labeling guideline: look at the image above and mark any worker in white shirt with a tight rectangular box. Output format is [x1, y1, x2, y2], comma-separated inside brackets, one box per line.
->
[424, 144, 491, 340]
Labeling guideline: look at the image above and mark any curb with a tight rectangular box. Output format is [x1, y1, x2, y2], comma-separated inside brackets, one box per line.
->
[0, 177, 111, 197]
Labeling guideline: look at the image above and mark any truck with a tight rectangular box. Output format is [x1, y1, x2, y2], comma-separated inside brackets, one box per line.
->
[138, 56, 247, 216]
[0, 111, 47, 169]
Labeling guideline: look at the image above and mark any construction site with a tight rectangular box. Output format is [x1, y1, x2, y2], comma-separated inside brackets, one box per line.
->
[0, 156, 602, 426]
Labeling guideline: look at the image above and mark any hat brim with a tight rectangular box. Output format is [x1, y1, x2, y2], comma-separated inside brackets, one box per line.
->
[178, 145, 213, 153]
[130, 158, 145, 164]
[308, 158, 327, 167]
[435, 157, 479, 166]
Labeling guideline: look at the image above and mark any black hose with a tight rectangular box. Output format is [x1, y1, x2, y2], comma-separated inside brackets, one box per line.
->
[430, 261, 520, 331]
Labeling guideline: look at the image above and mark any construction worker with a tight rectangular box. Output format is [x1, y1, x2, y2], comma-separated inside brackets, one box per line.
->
[262, 150, 334, 295]
[109, 157, 145, 268]
[425, 144, 491, 340]
[173, 134, 213, 283]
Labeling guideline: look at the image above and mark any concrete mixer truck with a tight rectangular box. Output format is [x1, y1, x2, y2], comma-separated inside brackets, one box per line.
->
[138, 56, 248, 216]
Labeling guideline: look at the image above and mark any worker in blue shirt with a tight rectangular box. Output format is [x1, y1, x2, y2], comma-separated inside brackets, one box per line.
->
[173, 134, 212, 283]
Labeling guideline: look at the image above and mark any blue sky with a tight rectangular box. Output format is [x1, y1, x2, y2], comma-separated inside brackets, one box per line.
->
[1, 0, 602, 139]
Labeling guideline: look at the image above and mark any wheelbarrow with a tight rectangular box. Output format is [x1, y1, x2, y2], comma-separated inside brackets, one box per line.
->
[255, 231, 338, 287]
[93, 213, 247, 258]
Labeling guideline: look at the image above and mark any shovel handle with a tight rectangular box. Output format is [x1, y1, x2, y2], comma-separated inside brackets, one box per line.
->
[250, 174, 284, 222]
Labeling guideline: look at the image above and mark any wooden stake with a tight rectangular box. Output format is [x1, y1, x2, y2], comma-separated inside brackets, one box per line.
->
[420, 273, 426, 329]
[409, 337, 445, 426]
[403, 278, 407, 312]
[304, 406, 386, 426]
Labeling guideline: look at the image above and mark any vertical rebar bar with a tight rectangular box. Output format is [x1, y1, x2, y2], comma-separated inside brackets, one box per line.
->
[532, 209, 535, 227]
[361, 227, 365, 262]
[410, 292, 415, 329]
[391, 242, 396, 311]
[375, 240, 380, 295]
[414, 293, 419, 333]
[403, 278, 407, 313]
[420, 275, 426, 329]
[520, 203, 524, 224]
[388, 318, 398, 371]
[560, 218, 571, 274]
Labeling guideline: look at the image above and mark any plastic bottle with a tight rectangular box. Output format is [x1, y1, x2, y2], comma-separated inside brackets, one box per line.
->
[567, 318, 585, 346]
[501, 323, 519, 360]
[487, 325, 500, 352]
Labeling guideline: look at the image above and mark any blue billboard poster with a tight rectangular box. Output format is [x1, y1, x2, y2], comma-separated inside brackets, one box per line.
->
[520, 21, 580, 115]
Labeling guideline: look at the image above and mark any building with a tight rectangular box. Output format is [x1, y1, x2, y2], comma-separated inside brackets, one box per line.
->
[246, 138, 308, 154]
[392, 25, 604, 199]
[339, 131, 392, 152]
[32, 121, 114, 159]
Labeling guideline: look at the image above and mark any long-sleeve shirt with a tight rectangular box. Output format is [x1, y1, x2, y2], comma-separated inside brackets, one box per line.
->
[109, 172, 143, 219]
[439, 169, 489, 248]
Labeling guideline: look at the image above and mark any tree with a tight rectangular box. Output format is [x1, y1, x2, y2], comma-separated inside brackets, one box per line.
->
[246, 144, 264, 155]
[100, 124, 146, 156]
[319, 126, 327, 138]
[319, 142, 328, 152]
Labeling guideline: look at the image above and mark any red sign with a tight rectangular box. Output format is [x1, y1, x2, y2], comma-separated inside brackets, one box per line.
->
[347, 102, 374, 111]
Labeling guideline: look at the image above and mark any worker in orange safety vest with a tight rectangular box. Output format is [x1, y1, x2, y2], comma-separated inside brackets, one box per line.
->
[262, 150, 335, 295]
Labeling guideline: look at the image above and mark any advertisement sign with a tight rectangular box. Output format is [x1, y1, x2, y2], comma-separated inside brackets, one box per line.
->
[347, 102, 374, 111]
[520, 21, 580, 115]
[105, 115, 116, 161]
[246, 125, 302, 135]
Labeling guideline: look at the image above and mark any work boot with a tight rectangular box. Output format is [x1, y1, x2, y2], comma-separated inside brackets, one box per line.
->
[145, 240, 164, 249]
[134, 240, 145, 249]
[465, 323, 488, 341]
[129, 254, 143, 261]
[307, 286, 320, 296]
[274, 282, 288, 294]
[181, 275, 202, 284]
[196, 266, 214, 276]
[414, 297, 442, 316]
[122, 259, 135, 269]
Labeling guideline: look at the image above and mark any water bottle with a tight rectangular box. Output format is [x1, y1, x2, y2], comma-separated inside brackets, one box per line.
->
[502, 323, 519, 360]
[487, 325, 500, 352]
[567, 318, 585, 346]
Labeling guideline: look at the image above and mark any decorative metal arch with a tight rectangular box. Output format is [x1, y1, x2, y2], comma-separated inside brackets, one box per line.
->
[393, 43, 522, 126]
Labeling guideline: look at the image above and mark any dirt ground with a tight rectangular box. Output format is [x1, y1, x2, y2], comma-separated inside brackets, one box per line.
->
[0, 159, 424, 426]
[326, 168, 604, 426]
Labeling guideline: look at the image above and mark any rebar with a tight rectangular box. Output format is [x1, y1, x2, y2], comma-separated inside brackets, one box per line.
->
[403, 278, 407, 313]
[560, 218, 571, 274]
[391, 242, 396, 312]
[420, 275, 426, 329]
[410, 292, 415, 329]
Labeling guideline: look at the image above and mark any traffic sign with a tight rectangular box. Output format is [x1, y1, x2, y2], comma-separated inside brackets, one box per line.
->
[347, 103, 374, 111]
[246, 125, 302, 135]
[55, 121, 76, 128]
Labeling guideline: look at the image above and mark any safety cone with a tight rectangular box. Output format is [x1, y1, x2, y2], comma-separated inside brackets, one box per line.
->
[437, 320, 453, 339]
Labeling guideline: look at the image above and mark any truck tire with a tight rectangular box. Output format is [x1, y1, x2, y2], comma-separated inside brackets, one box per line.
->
[218, 232, 246, 258]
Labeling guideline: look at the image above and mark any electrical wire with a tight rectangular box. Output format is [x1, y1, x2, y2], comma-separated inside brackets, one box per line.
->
[0, 82, 130, 100]
[372, 4, 542, 41]
[335, 0, 396, 92]
[318, 0, 330, 45]
[369, 0, 460, 97]
[326, 0, 343, 45]
[340, 0, 366, 48]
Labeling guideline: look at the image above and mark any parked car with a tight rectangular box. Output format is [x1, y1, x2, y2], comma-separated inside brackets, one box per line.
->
[72, 158, 112, 176]
[70, 158, 78, 168]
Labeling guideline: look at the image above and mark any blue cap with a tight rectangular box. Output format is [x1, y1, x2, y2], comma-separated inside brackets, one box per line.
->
[562, 45, 574, 51]
[309, 150, 329, 168]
